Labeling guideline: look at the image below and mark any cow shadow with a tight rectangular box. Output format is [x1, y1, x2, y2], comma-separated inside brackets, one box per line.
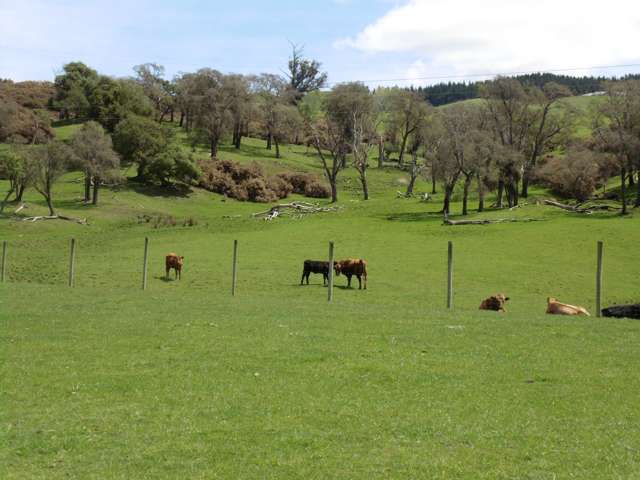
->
[156, 275, 179, 283]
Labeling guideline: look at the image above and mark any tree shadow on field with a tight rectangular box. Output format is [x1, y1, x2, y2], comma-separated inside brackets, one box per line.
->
[385, 211, 443, 222]
[122, 181, 193, 198]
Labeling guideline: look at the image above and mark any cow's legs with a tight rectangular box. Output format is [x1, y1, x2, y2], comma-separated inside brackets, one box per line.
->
[300, 270, 306, 285]
[363, 273, 367, 290]
[166, 266, 170, 279]
[346, 274, 352, 288]
[357, 274, 362, 289]
[323, 273, 328, 285]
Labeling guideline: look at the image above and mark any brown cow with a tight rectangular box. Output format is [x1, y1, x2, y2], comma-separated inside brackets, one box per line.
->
[165, 253, 184, 280]
[334, 258, 367, 290]
[479, 293, 509, 312]
[546, 297, 590, 316]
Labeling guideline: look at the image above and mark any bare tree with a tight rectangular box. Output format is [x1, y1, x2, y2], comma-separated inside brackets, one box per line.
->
[26, 141, 71, 216]
[592, 80, 640, 214]
[387, 89, 431, 167]
[309, 118, 348, 203]
[70, 121, 120, 205]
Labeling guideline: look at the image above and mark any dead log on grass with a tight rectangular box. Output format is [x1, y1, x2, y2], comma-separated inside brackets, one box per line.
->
[21, 215, 88, 225]
[444, 217, 542, 226]
[253, 202, 341, 220]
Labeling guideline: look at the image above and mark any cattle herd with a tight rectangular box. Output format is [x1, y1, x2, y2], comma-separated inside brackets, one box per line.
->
[164, 253, 639, 319]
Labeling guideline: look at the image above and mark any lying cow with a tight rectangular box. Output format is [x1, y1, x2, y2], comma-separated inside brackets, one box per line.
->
[334, 258, 368, 290]
[165, 253, 184, 280]
[479, 293, 509, 312]
[300, 260, 329, 285]
[602, 304, 640, 320]
[546, 297, 590, 316]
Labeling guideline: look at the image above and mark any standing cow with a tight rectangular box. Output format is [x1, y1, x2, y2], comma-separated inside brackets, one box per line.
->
[301, 260, 330, 285]
[334, 258, 368, 290]
[165, 253, 184, 280]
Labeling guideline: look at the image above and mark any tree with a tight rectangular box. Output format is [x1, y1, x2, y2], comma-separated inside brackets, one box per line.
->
[89, 77, 153, 132]
[481, 77, 533, 207]
[521, 82, 573, 197]
[286, 44, 328, 104]
[226, 75, 252, 149]
[0, 147, 28, 213]
[309, 118, 348, 203]
[191, 69, 236, 158]
[26, 141, 71, 216]
[113, 115, 171, 181]
[146, 144, 200, 186]
[254, 74, 294, 152]
[52, 62, 99, 119]
[386, 89, 431, 167]
[133, 63, 175, 122]
[325, 83, 377, 200]
[70, 121, 120, 205]
[592, 80, 640, 214]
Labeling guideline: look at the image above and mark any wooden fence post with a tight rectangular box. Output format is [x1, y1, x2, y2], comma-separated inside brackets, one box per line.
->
[1, 241, 6, 283]
[142, 237, 149, 291]
[596, 241, 603, 317]
[447, 241, 453, 309]
[328, 241, 335, 302]
[231, 240, 238, 296]
[68, 238, 76, 287]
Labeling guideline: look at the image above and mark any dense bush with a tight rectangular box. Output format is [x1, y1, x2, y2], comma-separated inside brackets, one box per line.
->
[198, 160, 327, 202]
[536, 150, 607, 201]
[276, 172, 330, 198]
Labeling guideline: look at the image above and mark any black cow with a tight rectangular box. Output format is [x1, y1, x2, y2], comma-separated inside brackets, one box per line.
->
[301, 260, 329, 285]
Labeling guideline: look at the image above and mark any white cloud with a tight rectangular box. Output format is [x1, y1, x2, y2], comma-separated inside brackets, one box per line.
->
[338, 0, 640, 84]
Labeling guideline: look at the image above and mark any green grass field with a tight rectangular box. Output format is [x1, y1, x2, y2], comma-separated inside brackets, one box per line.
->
[2, 121, 640, 478]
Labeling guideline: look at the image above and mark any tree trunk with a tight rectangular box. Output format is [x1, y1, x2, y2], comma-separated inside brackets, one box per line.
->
[84, 172, 91, 203]
[521, 171, 530, 198]
[635, 172, 640, 208]
[330, 179, 338, 203]
[136, 161, 147, 181]
[431, 164, 437, 194]
[621, 166, 628, 215]
[378, 137, 385, 168]
[443, 186, 453, 215]
[398, 133, 409, 167]
[496, 180, 504, 208]
[360, 170, 369, 200]
[179, 112, 185, 128]
[45, 193, 55, 216]
[15, 184, 25, 202]
[266, 133, 272, 150]
[235, 130, 242, 149]
[462, 174, 472, 215]
[274, 137, 280, 158]
[0, 187, 15, 214]
[406, 151, 418, 196]
[211, 138, 219, 159]
[477, 175, 485, 212]
[170, 109, 174, 123]
[92, 177, 100, 206]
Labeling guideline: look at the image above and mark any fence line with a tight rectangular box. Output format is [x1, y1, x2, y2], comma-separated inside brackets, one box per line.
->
[0, 238, 618, 316]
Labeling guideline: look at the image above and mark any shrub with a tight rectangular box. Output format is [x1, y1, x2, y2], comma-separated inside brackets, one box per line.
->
[536, 150, 604, 201]
[304, 180, 331, 198]
[276, 172, 330, 198]
[198, 159, 329, 203]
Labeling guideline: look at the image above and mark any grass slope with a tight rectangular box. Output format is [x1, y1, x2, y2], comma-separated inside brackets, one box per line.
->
[2, 128, 640, 479]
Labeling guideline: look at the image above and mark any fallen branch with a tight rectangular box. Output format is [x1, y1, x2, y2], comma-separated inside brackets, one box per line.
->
[14, 203, 26, 214]
[543, 199, 592, 214]
[21, 215, 88, 225]
[253, 201, 341, 220]
[444, 217, 542, 226]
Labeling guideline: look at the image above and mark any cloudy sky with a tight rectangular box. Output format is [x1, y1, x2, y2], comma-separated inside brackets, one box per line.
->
[1, 0, 640, 85]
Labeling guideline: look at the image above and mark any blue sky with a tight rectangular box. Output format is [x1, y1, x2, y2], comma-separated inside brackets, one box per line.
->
[2, 0, 640, 85]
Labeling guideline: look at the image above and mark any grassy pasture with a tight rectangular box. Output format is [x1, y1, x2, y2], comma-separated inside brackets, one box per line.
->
[2, 124, 640, 478]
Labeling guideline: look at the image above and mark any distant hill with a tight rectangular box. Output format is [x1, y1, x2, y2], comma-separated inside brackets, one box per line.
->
[411, 73, 640, 106]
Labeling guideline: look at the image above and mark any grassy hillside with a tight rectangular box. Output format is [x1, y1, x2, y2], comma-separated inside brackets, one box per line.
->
[2, 126, 640, 478]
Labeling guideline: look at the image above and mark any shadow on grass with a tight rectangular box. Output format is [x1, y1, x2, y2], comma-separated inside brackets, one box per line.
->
[122, 181, 193, 199]
[155, 275, 179, 283]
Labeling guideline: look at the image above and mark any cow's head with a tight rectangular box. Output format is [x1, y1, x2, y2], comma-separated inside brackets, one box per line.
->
[178, 256, 184, 267]
[496, 293, 509, 304]
[333, 262, 342, 276]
